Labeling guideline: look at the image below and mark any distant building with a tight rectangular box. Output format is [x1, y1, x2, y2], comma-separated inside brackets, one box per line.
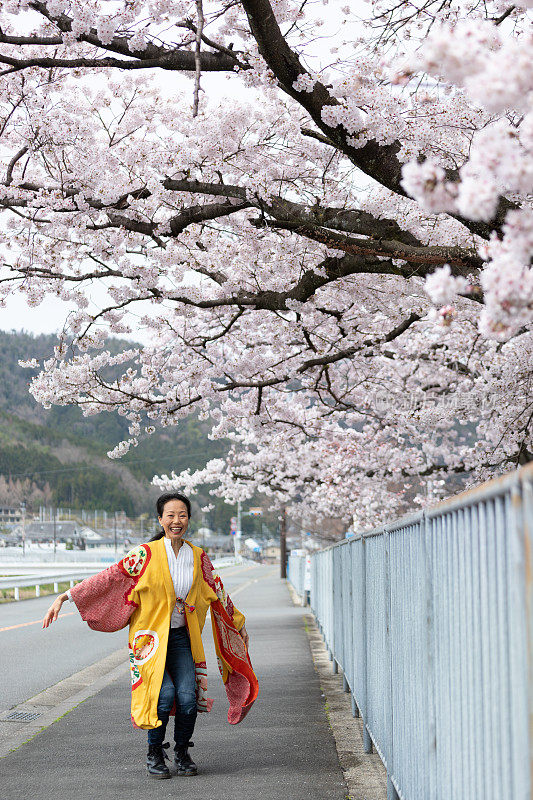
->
[26, 520, 81, 541]
[79, 526, 103, 541]
[264, 542, 281, 561]
[0, 506, 22, 524]
[194, 533, 234, 554]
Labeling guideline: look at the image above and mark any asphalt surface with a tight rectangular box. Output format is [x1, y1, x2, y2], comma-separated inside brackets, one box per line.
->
[2, 565, 347, 800]
[0, 593, 125, 710]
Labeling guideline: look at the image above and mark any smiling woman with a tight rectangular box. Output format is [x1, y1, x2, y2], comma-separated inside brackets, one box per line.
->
[42, 491, 257, 781]
[153, 492, 192, 549]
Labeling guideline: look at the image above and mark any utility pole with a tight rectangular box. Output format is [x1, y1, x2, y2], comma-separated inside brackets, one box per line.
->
[21, 501, 26, 557]
[53, 506, 57, 559]
[114, 512, 117, 554]
[280, 506, 287, 579]
[234, 499, 242, 560]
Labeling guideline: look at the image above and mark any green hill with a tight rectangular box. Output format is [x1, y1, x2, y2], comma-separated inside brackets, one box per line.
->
[0, 330, 229, 519]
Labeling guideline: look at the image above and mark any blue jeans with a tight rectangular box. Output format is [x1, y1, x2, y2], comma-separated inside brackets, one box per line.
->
[147, 627, 197, 747]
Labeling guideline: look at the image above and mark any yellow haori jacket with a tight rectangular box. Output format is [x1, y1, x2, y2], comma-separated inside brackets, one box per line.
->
[69, 538, 259, 730]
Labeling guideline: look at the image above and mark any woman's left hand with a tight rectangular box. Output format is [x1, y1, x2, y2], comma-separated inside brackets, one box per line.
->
[239, 625, 249, 649]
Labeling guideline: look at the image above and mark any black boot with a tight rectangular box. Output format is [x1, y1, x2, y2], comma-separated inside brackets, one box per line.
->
[174, 741, 198, 776]
[146, 743, 171, 779]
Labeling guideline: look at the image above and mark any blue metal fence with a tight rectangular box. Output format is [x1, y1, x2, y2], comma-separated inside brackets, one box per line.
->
[304, 463, 533, 800]
[287, 550, 311, 603]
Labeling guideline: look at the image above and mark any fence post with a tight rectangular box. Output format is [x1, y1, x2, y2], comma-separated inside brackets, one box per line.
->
[387, 775, 399, 800]
[424, 510, 437, 800]
[522, 476, 533, 798]
[351, 695, 359, 717]
[363, 725, 373, 753]
[362, 531, 372, 753]
[332, 547, 338, 674]
[385, 527, 400, 800]
[510, 479, 530, 798]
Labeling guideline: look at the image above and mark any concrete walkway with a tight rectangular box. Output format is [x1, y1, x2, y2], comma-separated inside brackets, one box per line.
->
[2, 566, 348, 800]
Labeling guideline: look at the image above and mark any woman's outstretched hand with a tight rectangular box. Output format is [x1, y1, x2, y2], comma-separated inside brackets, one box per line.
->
[42, 593, 68, 628]
[239, 625, 249, 649]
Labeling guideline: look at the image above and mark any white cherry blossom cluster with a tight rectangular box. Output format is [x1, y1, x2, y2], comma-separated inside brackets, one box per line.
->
[392, 4, 533, 340]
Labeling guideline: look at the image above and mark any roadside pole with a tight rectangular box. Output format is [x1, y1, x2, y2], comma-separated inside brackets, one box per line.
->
[21, 501, 26, 557]
[280, 506, 287, 579]
[234, 499, 242, 560]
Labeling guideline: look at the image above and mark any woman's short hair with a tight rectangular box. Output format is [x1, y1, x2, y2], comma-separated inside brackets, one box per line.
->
[156, 492, 191, 519]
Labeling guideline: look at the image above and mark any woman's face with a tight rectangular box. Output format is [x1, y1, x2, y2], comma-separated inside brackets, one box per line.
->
[159, 499, 189, 544]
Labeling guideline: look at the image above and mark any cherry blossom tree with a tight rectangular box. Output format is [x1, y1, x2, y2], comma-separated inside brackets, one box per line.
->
[0, 0, 531, 527]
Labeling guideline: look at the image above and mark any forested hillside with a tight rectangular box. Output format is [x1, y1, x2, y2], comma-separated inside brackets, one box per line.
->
[0, 331, 229, 517]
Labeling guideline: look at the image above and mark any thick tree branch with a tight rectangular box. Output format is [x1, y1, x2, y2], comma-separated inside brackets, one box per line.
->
[239, 0, 518, 240]
[8, 0, 247, 72]
[0, 51, 236, 73]
[167, 200, 252, 235]
[5, 251, 404, 311]
[253, 217, 482, 274]
[5, 145, 29, 186]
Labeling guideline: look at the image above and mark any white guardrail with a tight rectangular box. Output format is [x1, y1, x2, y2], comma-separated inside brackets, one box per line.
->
[0, 570, 99, 600]
[289, 462, 533, 800]
[0, 555, 242, 600]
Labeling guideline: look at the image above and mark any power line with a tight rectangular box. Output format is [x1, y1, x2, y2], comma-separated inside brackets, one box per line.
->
[1, 448, 225, 480]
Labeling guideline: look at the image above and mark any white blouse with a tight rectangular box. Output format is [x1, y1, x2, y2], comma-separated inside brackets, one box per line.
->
[163, 538, 194, 628]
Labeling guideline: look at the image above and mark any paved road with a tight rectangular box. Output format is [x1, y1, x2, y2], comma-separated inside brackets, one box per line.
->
[0, 562, 256, 711]
[2, 565, 347, 800]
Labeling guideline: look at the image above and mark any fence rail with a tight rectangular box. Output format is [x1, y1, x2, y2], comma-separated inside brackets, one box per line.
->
[298, 462, 533, 800]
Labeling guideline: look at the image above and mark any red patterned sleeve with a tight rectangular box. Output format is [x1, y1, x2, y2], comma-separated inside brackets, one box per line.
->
[200, 551, 246, 631]
[70, 544, 151, 633]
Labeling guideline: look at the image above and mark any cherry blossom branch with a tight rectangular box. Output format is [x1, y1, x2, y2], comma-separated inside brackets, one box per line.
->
[0, 175, 481, 284]
[5, 145, 29, 186]
[1, 1, 517, 244]
[24, 0, 247, 71]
